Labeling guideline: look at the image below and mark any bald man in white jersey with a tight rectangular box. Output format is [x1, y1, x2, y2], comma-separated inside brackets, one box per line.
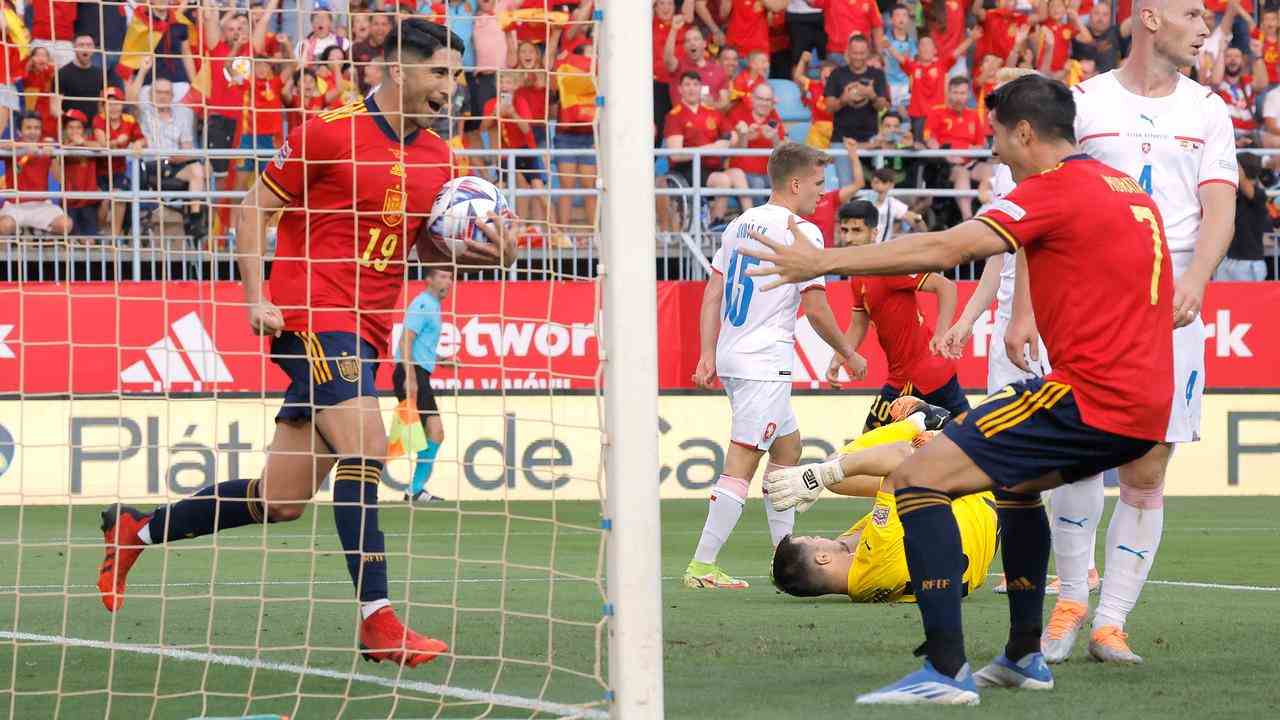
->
[1007, 0, 1236, 664]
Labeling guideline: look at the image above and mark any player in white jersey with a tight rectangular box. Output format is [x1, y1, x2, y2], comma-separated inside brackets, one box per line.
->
[685, 143, 861, 590]
[1010, 0, 1237, 665]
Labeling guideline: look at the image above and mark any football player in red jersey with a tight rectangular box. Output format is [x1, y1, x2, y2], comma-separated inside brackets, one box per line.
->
[97, 19, 517, 668]
[828, 200, 970, 432]
[741, 75, 1174, 705]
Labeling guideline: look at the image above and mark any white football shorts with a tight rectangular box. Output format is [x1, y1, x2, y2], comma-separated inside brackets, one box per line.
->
[1165, 314, 1205, 443]
[721, 377, 798, 451]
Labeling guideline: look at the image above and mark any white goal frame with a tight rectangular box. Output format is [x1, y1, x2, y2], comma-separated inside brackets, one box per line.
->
[599, 2, 665, 718]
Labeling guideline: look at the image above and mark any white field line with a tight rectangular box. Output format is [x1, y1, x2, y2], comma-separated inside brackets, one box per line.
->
[14, 525, 1280, 546]
[1, 575, 1277, 594]
[0, 630, 608, 720]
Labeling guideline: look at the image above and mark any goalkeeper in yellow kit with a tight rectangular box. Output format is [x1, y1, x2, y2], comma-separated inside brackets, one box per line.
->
[768, 398, 999, 602]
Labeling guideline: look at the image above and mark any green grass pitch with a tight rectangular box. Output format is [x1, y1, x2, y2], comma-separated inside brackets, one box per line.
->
[0, 497, 1276, 719]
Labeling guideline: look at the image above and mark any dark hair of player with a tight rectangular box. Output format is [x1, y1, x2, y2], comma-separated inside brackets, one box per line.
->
[985, 73, 1077, 144]
[767, 142, 833, 187]
[17, 111, 42, 127]
[947, 75, 970, 89]
[839, 199, 880, 226]
[771, 535, 826, 597]
[680, 70, 701, 84]
[847, 33, 869, 47]
[385, 17, 466, 64]
[872, 167, 897, 184]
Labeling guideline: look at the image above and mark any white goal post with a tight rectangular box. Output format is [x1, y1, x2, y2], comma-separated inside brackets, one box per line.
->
[599, 1, 665, 718]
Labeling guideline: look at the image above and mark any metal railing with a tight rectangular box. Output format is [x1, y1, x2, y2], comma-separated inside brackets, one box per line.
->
[2, 146, 1278, 282]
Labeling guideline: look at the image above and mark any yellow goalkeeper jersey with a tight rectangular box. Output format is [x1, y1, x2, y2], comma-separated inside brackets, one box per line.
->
[840, 481, 999, 604]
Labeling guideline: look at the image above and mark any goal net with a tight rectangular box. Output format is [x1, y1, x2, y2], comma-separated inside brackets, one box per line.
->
[0, 1, 660, 718]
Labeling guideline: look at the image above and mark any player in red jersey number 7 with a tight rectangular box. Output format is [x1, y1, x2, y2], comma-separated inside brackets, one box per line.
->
[743, 75, 1174, 705]
[97, 19, 517, 668]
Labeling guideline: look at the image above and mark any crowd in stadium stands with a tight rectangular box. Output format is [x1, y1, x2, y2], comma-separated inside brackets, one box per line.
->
[0, 0, 1273, 272]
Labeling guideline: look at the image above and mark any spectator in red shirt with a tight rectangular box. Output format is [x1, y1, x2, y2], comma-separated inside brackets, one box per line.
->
[974, 0, 1034, 64]
[29, 0, 78, 68]
[201, 8, 251, 175]
[729, 50, 770, 107]
[653, 0, 694, 133]
[483, 71, 548, 225]
[812, 0, 886, 57]
[20, 48, 58, 140]
[928, 0, 971, 60]
[719, 47, 742, 83]
[722, 0, 787, 56]
[282, 67, 327, 131]
[801, 136, 865, 247]
[513, 41, 550, 147]
[793, 52, 837, 147]
[923, 76, 989, 220]
[665, 24, 731, 111]
[238, 56, 286, 191]
[93, 86, 145, 238]
[728, 82, 786, 195]
[1214, 45, 1266, 146]
[0, 111, 73, 238]
[662, 70, 747, 223]
[1253, 9, 1280, 85]
[887, 28, 978, 139]
[60, 109, 100, 237]
[1034, 0, 1092, 80]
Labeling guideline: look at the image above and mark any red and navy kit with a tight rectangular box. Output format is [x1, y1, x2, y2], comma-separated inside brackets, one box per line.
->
[948, 154, 1175, 486]
[261, 94, 452, 420]
[852, 273, 967, 430]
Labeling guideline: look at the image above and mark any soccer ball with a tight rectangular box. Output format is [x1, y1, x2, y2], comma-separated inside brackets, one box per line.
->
[424, 176, 511, 256]
[227, 56, 252, 84]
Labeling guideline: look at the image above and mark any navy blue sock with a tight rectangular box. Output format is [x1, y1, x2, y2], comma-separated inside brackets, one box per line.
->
[146, 479, 265, 543]
[333, 458, 388, 604]
[895, 486, 967, 677]
[995, 489, 1050, 661]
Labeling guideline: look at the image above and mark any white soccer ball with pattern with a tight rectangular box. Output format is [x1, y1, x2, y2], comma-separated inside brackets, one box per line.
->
[426, 176, 511, 255]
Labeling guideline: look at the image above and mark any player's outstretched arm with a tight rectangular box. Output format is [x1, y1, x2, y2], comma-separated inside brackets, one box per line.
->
[940, 254, 1001, 359]
[236, 178, 287, 337]
[742, 217, 1007, 290]
[693, 270, 725, 388]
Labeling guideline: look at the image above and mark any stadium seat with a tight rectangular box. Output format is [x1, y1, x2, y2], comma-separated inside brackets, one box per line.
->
[784, 121, 811, 145]
[769, 79, 810, 123]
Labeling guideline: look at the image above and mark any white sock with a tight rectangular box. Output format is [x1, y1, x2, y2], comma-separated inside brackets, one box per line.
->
[137, 522, 153, 545]
[1094, 499, 1163, 630]
[763, 462, 796, 547]
[1047, 474, 1103, 605]
[361, 598, 391, 620]
[692, 477, 746, 565]
[1089, 524, 1098, 572]
[764, 503, 795, 547]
